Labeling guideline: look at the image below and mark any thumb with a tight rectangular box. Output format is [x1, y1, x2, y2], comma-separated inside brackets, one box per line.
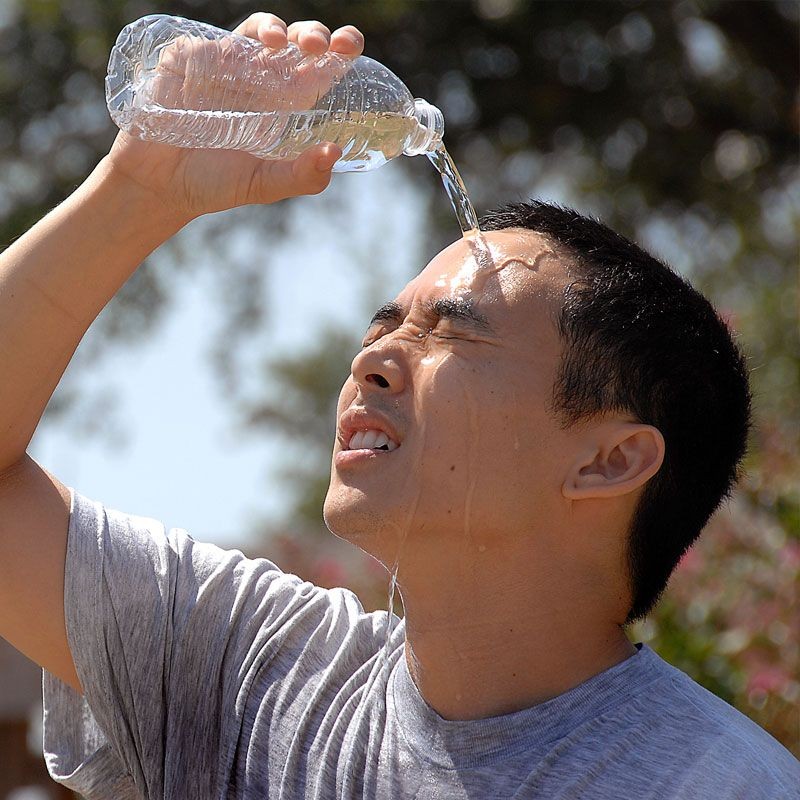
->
[257, 143, 341, 202]
[294, 143, 342, 194]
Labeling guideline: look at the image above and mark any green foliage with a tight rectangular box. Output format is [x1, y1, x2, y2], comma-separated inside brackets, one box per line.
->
[245, 326, 359, 529]
[630, 493, 800, 756]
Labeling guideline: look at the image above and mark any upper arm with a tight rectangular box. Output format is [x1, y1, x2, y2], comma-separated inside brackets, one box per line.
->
[0, 455, 82, 693]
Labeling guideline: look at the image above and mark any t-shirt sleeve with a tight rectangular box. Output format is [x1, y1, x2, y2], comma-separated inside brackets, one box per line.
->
[42, 489, 371, 799]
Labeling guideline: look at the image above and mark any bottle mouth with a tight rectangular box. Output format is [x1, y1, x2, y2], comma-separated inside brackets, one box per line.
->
[404, 99, 445, 156]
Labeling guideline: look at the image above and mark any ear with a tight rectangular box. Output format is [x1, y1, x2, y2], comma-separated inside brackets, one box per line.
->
[562, 423, 665, 500]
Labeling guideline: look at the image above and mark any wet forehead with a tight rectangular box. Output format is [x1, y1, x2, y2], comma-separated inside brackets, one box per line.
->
[401, 229, 569, 323]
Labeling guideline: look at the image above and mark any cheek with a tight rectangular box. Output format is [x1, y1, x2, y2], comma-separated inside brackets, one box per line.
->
[336, 378, 356, 417]
[415, 362, 557, 488]
[413, 359, 508, 475]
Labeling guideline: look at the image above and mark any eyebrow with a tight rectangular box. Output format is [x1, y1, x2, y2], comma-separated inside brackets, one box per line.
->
[368, 301, 405, 325]
[368, 298, 494, 333]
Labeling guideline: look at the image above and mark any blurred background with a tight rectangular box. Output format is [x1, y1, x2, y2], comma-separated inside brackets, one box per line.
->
[0, 0, 797, 795]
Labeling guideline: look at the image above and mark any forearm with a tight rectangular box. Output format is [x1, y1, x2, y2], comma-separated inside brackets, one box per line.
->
[0, 157, 188, 469]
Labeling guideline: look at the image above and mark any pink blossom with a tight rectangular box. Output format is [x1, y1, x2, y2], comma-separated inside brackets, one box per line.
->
[747, 666, 791, 694]
[315, 556, 347, 587]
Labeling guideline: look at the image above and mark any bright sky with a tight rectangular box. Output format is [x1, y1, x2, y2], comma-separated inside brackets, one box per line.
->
[29, 162, 432, 548]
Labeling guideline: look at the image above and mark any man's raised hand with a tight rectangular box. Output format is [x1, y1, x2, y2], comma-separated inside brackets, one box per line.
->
[103, 12, 366, 223]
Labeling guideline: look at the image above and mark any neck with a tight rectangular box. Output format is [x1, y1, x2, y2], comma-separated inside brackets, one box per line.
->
[397, 554, 636, 721]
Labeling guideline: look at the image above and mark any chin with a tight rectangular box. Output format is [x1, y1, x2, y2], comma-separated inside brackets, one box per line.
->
[323, 485, 402, 564]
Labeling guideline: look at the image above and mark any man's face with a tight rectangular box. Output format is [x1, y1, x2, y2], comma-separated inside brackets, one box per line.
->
[324, 229, 576, 567]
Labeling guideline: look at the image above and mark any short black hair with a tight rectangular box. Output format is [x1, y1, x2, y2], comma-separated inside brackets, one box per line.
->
[480, 201, 752, 623]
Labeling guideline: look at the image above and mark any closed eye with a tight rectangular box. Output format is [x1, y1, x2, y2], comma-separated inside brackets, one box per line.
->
[361, 298, 496, 348]
[362, 323, 467, 348]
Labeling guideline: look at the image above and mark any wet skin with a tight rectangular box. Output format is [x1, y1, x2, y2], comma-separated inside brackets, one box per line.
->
[323, 228, 651, 720]
[324, 228, 572, 567]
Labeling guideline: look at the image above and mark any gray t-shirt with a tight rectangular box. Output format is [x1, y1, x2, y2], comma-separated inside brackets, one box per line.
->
[42, 490, 799, 799]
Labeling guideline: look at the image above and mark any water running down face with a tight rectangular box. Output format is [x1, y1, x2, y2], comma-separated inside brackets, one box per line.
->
[323, 229, 578, 571]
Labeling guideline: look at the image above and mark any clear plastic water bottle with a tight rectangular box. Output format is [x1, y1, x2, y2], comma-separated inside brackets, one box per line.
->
[105, 14, 445, 172]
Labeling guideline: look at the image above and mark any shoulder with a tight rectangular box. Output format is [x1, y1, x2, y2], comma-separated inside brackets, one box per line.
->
[639, 648, 800, 797]
[670, 717, 800, 799]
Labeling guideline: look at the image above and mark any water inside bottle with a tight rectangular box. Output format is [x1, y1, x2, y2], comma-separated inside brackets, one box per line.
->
[132, 105, 420, 172]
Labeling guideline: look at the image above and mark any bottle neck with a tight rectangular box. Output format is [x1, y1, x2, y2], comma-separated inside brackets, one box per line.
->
[404, 99, 445, 156]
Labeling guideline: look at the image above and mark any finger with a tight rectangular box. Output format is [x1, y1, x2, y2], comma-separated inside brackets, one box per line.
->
[262, 143, 341, 200]
[287, 21, 332, 55]
[304, 142, 341, 176]
[328, 26, 364, 58]
[257, 14, 288, 49]
[233, 12, 287, 48]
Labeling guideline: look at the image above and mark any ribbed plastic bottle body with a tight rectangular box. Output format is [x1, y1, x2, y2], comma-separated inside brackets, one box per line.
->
[106, 15, 443, 172]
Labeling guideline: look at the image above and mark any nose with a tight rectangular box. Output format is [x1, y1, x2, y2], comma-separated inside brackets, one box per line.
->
[350, 343, 405, 394]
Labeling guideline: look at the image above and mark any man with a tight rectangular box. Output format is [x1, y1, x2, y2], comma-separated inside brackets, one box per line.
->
[0, 12, 796, 800]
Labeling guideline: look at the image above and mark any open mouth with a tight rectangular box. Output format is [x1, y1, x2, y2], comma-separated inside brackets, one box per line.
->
[347, 428, 400, 452]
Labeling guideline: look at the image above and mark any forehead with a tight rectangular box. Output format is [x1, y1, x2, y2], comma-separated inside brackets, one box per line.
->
[397, 228, 570, 325]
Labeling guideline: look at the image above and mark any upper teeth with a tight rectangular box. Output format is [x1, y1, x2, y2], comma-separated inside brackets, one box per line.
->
[348, 428, 399, 451]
